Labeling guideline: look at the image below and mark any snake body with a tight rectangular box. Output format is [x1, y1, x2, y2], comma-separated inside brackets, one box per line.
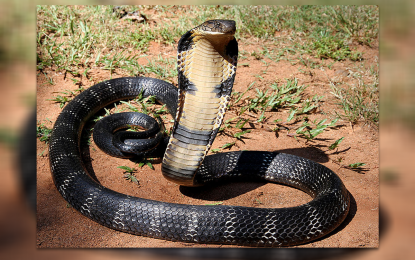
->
[49, 20, 350, 247]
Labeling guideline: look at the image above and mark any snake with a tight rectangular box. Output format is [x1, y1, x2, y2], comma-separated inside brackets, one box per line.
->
[49, 20, 350, 247]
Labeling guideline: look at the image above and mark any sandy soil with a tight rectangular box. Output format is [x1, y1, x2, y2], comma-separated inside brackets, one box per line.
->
[36, 17, 379, 248]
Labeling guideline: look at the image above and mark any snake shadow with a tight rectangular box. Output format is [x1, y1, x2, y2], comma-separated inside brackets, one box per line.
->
[181, 146, 333, 201]
[274, 146, 332, 164]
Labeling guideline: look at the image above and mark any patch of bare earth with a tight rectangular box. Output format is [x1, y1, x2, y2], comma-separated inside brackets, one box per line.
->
[36, 19, 379, 248]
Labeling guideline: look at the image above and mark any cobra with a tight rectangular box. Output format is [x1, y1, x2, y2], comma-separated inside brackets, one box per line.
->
[49, 20, 350, 247]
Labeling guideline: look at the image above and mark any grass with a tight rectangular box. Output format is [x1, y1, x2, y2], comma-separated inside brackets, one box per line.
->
[37, 5, 378, 166]
[328, 137, 345, 150]
[307, 36, 363, 61]
[47, 87, 84, 108]
[330, 67, 379, 126]
[37, 5, 378, 74]
[119, 90, 169, 118]
[117, 166, 139, 185]
[332, 157, 368, 173]
[294, 118, 339, 141]
[231, 79, 307, 123]
[331, 83, 379, 125]
[36, 121, 53, 156]
[36, 121, 53, 144]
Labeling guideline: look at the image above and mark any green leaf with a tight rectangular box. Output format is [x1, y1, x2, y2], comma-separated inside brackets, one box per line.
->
[235, 118, 249, 129]
[117, 166, 135, 173]
[289, 96, 302, 105]
[348, 162, 366, 168]
[95, 52, 101, 65]
[328, 118, 339, 127]
[79, 20, 85, 33]
[295, 125, 308, 134]
[286, 108, 297, 122]
[234, 130, 251, 139]
[155, 104, 167, 115]
[70, 19, 75, 35]
[329, 137, 345, 150]
[137, 159, 154, 170]
[257, 110, 266, 123]
[316, 118, 328, 126]
[309, 128, 324, 138]
[120, 101, 139, 112]
[124, 173, 139, 184]
[146, 161, 154, 170]
[235, 82, 254, 104]
[37, 123, 53, 144]
[222, 142, 235, 149]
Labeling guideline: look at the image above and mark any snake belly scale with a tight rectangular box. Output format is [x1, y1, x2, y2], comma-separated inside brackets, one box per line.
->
[49, 20, 350, 247]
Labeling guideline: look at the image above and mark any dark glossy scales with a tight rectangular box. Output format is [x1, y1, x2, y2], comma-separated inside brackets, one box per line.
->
[49, 20, 350, 247]
[93, 112, 165, 158]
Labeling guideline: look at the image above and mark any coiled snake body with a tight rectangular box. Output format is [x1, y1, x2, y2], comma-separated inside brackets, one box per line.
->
[49, 20, 350, 247]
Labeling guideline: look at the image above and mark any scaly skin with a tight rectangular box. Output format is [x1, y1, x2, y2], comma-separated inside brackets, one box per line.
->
[49, 20, 350, 247]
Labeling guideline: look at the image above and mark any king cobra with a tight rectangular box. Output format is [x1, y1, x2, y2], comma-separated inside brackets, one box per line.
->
[49, 20, 350, 247]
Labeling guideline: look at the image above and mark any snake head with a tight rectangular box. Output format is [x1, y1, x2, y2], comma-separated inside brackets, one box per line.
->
[197, 20, 236, 36]
[191, 20, 237, 60]
[178, 20, 237, 57]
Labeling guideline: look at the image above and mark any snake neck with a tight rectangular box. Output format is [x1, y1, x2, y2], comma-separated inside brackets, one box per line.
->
[161, 22, 238, 186]
[181, 38, 234, 91]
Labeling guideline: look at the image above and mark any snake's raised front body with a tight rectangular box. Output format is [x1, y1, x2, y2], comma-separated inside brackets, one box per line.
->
[49, 20, 350, 247]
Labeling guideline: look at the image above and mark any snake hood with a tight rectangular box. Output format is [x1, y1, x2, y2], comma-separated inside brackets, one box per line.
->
[163, 20, 238, 186]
